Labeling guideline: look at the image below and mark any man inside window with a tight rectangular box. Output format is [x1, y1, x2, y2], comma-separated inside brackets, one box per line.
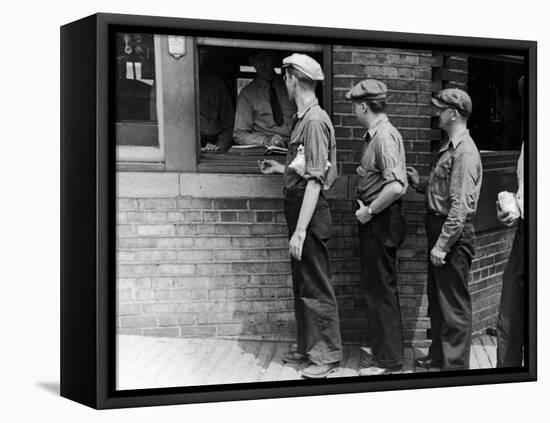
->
[233, 51, 296, 147]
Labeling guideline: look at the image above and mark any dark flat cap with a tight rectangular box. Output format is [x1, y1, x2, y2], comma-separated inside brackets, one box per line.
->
[431, 88, 472, 117]
[345, 79, 387, 101]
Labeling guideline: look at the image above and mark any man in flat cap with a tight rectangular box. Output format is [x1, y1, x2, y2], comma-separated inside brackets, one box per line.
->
[259, 53, 343, 378]
[346, 79, 408, 376]
[233, 51, 296, 147]
[496, 75, 525, 367]
[407, 88, 482, 370]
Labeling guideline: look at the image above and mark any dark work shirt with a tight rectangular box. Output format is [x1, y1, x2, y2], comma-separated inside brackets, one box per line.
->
[199, 69, 234, 151]
[423, 130, 483, 252]
[233, 75, 296, 145]
[283, 98, 337, 191]
[356, 115, 408, 203]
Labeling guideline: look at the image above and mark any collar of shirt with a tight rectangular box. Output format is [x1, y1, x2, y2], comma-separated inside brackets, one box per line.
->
[364, 115, 389, 140]
[295, 98, 319, 119]
[439, 129, 470, 153]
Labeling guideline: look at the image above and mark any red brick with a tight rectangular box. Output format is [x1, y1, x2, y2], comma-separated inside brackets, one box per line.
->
[117, 199, 138, 211]
[137, 224, 175, 236]
[183, 211, 202, 222]
[249, 199, 283, 210]
[256, 211, 274, 223]
[177, 197, 212, 209]
[176, 224, 215, 236]
[334, 63, 366, 75]
[237, 211, 255, 222]
[220, 211, 238, 222]
[333, 51, 352, 62]
[119, 316, 157, 329]
[212, 199, 248, 210]
[138, 199, 177, 210]
[143, 327, 180, 337]
[215, 224, 251, 235]
[251, 224, 286, 235]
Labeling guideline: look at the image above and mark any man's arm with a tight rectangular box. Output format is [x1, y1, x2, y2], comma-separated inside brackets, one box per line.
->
[289, 180, 321, 260]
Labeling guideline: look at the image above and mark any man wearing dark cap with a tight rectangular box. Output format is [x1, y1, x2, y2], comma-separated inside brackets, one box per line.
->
[407, 88, 482, 370]
[259, 53, 343, 378]
[345, 79, 408, 376]
[496, 76, 525, 367]
[233, 51, 296, 147]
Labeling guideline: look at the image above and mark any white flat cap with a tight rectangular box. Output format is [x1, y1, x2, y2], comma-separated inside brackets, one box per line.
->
[282, 53, 324, 81]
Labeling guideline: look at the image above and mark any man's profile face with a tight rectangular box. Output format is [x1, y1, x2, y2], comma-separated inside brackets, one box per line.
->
[434, 106, 453, 130]
[284, 70, 296, 100]
[354, 102, 368, 127]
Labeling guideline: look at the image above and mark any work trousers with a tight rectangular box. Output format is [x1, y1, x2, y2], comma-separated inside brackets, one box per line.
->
[284, 190, 343, 365]
[358, 202, 406, 368]
[426, 214, 475, 370]
[496, 219, 524, 367]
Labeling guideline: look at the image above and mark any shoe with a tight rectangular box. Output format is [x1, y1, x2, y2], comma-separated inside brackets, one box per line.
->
[282, 351, 308, 364]
[301, 362, 340, 379]
[358, 365, 402, 376]
[415, 355, 442, 369]
[359, 351, 374, 368]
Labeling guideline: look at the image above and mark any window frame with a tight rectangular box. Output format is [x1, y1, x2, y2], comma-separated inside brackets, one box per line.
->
[116, 34, 166, 164]
[194, 37, 332, 174]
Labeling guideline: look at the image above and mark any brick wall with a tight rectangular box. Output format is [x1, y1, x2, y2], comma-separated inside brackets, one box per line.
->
[116, 47, 516, 347]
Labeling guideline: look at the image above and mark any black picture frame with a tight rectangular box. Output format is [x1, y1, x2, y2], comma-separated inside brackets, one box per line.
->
[60, 12, 537, 409]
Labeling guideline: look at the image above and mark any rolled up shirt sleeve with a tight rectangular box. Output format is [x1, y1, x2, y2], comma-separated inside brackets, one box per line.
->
[375, 133, 407, 188]
[303, 120, 330, 186]
[435, 152, 481, 252]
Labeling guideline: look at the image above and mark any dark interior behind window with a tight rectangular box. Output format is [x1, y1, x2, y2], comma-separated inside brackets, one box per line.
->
[198, 45, 325, 173]
[468, 56, 524, 152]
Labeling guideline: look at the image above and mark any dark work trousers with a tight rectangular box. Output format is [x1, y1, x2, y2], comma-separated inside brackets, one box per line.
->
[358, 201, 406, 368]
[283, 190, 343, 365]
[496, 219, 524, 367]
[426, 213, 475, 370]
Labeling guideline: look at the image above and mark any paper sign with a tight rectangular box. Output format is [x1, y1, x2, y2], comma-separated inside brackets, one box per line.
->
[168, 35, 186, 59]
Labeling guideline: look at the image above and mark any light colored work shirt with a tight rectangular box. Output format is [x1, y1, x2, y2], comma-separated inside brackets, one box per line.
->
[356, 115, 408, 203]
[425, 130, 483, 252]
[283, 98, 337, 191]
[233, 75, 296, 145]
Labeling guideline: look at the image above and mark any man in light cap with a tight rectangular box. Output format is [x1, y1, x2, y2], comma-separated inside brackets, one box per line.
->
[233, 50, 296, 147]
[346, 79, 408, 376]
[407, 88, 482, 370]
[259, 53, 343, 378]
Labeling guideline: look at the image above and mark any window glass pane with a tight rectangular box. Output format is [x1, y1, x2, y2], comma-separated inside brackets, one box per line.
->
[115, 32, 159, 147]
